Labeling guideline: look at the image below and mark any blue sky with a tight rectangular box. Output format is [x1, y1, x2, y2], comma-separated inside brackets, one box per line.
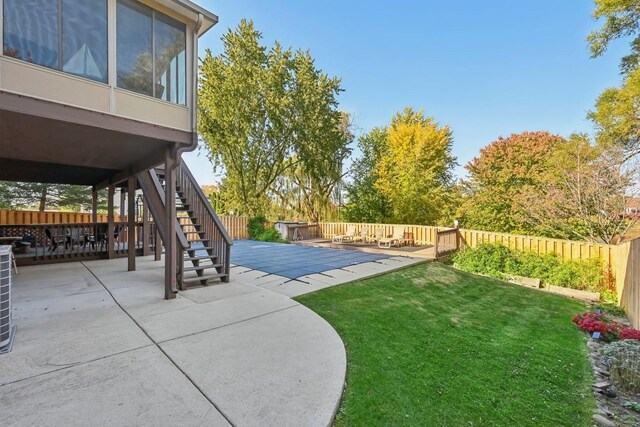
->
[184, 0, 629, 185]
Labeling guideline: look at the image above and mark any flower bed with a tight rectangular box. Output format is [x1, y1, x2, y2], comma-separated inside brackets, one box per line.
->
[573, 311, 640, 343]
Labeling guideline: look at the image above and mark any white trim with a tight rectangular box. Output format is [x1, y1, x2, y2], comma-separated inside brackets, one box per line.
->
[0, 0, 4, 88]
[108, 0, 117, 112]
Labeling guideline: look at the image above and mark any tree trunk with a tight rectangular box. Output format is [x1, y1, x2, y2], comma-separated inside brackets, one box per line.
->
[39, 187, 47, 211]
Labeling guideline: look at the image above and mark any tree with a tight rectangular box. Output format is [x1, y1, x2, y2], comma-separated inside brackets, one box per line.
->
[517, 134, 638, 243]
[588, 0, 640, 74]
[198, 20, 348, 216]
[459, 131, 564, 233]
[0, 181, 106, 211]
[343, 127, 392, 223]
[271, 113, 353, 222]
[374, 108, 456, 225]
[589, 66, 640, 161]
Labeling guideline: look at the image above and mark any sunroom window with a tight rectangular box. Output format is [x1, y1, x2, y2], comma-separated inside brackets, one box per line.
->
[3, 0, 108, 83]
[116, 0, 186, 105]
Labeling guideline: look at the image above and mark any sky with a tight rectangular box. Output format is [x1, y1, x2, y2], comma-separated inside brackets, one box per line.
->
[183, 0, 629, 185]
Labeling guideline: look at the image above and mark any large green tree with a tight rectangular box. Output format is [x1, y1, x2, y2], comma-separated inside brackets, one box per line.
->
[374, 108, 456, 225]
[587, 0, 640, 162]
[343, 127, 392, 223]
[459, 131, 564, 233]
[589, 66, 640, 160]
[588, 0, 640, 74]
[198, 20, 349, 216]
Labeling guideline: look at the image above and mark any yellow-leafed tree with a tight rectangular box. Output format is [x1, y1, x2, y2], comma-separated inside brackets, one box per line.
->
[374, 108, 456, 225]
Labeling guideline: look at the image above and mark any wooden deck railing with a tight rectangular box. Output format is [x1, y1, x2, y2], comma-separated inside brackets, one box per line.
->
[286, 224, 320, 241]
[0, 221, 155, 266]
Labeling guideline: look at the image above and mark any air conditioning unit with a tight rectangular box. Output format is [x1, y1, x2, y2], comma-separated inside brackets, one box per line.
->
[0, 245, 13, 351]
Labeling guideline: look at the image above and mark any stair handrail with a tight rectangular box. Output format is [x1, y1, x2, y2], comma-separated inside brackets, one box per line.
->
[137, 169, 190, 250]
[179, 163, 233, 246]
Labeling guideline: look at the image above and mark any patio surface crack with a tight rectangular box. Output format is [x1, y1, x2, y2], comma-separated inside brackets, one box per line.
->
[81, 262, 237, 427]
[0, 344, 153, 387]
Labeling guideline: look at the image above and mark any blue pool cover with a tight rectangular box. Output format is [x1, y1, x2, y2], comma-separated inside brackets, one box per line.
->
[230, 240, 390, 279]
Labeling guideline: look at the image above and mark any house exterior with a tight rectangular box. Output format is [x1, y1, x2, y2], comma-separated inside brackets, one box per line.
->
[626, 198, 640, 217]
[0, 0, 231, 299]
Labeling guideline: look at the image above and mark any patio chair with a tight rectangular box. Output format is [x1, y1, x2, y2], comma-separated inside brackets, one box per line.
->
[85, 224, 108, 251]
[332, 225, 356, 244]
[45, 228, 66, 252]
[378, 226, 407, 248]
[365, 227, 384, 244]
[352, 226, 369, 243]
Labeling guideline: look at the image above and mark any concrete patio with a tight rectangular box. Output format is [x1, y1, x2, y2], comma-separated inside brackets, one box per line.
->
[1, 250, 425, 426]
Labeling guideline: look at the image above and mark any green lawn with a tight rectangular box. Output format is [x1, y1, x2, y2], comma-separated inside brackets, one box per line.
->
[296, 262, 595, 426]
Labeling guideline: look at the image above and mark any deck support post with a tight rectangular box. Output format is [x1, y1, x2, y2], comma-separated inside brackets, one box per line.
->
[142, 196, 151, 256]
[164, 146, 178, 299]
[119, 189, 126, 221]
[128, 175, 136, 272]
[107, 185, 115, 259]
[155, 229, 162, 261]
[91, 188, 98, 225]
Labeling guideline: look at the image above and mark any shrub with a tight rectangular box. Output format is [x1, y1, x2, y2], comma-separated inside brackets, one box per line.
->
[246, 216, 286, 243]
[255, 227, 286, 243]
[601, 340, 640, 392]
[451, 244, 515, 279]
[247, 215, 267, 239]
[452, 243, 606, 293]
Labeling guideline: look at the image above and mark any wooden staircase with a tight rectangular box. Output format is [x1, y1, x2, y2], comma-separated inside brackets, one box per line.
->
[138, 162, 232, 290]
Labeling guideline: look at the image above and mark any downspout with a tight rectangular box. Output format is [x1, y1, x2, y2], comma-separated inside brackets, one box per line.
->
[178, 12, 203, 157]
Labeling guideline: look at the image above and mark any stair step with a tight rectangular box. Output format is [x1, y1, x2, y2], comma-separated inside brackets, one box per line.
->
[187, 239, 209, 244]
[179, 223, 201, 228]
[184, 230, 206, 235]
[184, 254, 219, 262]
[187, 245, 217, 252]
[183, 263, 223, 273]
[176, 206, 191, 211]
[182, 272, 227, 285]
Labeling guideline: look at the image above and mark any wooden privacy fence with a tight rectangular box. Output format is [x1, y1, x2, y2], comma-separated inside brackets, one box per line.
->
[0, 209, 120, 224]
[219, 216, 249, 240]
[457, 229, 614, 270]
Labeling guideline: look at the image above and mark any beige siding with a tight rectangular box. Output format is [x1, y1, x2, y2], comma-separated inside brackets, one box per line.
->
[114, 89, 190, 131]
[1, 57, 111, 112]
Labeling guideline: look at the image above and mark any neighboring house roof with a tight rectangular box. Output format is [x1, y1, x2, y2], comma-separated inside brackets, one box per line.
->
[627, 198, 640, 209]
[201, 185, 219, 197]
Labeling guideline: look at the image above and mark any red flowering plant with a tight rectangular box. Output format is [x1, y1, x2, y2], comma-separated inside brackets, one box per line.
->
[572, 312, 622, 342]
[619, 328, 640, 341]
[573, 311, 640, 342]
